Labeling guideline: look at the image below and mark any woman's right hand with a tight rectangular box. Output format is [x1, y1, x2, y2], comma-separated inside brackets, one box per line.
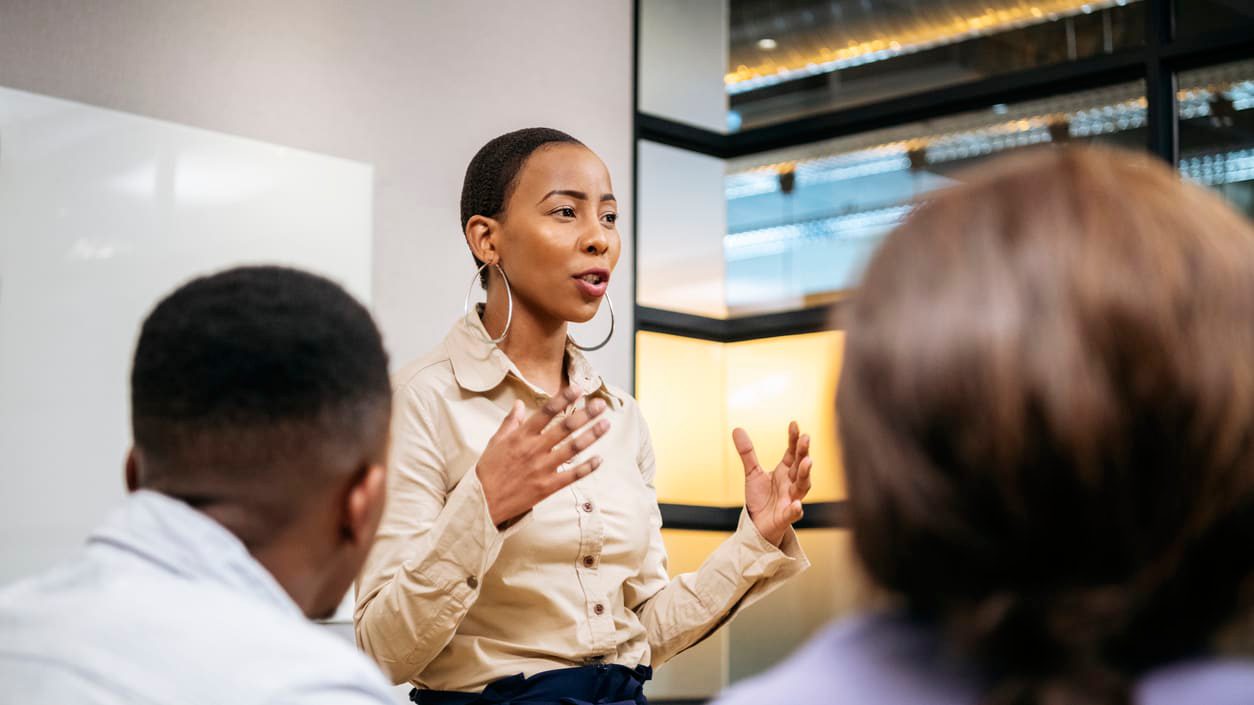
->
[477, 386, 610, 527]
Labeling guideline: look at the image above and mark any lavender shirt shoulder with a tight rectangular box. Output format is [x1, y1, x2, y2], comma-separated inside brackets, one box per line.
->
[713, 611, 1254, 705]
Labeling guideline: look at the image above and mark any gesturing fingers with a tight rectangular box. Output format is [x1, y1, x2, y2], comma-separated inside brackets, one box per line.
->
[732, 427, 763, 477]
[552, 416, 612, 467]
[782, 421, 800, 467]
[549, 455, 604, 492]
[789, 434, 811, 481]
[791, 456, 813, 501]
[490, 400, 527, 442]
[521, 385, 583, 436]
[539, 397, 608, 449]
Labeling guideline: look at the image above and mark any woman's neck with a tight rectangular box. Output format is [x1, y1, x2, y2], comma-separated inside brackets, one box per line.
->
[481, 282, 568, 396]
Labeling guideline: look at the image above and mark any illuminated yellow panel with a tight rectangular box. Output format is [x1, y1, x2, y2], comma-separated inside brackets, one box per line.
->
[654, 531, 734, 698]
[724, 331, 846, 502]
[660, 529, 733, 574]
[635, 332, 735, 505]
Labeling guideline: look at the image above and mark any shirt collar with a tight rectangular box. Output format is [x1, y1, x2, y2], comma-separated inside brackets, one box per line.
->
[446, 306, 623, 408]
[89, 490, 303, 619]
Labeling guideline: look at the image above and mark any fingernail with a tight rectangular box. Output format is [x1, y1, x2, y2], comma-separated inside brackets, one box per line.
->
[597, 419, 610, 433]
[589, 398, 606, 414]
[591, 456, 603, 469]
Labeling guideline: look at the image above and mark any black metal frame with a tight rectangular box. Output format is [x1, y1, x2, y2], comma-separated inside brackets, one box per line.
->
[630, 0, 1254, 533]
[635, 302, 845, 343]
[660, 501, 848, 532]
[638, 0, 1254, 161]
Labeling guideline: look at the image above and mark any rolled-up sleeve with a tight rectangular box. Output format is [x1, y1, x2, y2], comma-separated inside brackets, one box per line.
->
[353, 383, 527, 684]
[622, 406, 809, 667]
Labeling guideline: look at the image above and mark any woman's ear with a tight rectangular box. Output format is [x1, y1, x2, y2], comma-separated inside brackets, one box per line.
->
[465, 215, 500, 266]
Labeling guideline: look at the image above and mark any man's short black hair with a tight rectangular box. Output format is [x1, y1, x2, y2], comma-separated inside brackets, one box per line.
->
[130, 266, 391, 525]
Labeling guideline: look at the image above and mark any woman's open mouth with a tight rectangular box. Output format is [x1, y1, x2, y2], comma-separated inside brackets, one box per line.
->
[573, 269, 610, 298]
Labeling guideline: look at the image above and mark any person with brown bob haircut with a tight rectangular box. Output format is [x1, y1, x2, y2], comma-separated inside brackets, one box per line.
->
[715, 146, 1254, 705]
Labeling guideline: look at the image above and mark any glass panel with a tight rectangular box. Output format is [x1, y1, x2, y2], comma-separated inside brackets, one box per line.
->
[636, 332, 735, 506]
[728, 0, 1145, 130]
[725, 80, 1147, 315]
[637, 140, 729, 317]
[649, 530, 734, 700]
[649, 529, 870, 700]
[1178, 59, 1254, 218]
[1176, 0, 1254, 37]
[638, 0, 730, 132]
[727, 529, 870, 682]
[637, 330, 846, 505]
[723, 332, 846, 503]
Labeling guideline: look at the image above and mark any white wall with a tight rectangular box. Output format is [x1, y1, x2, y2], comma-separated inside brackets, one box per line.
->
[0, 3, 641, 701]
[0, 0, 634, 387]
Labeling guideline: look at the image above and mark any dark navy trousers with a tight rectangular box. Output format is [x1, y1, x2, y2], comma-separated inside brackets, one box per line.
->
[409, 664, 651, 705]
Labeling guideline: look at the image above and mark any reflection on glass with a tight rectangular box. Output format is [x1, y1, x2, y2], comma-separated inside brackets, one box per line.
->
[652, 530, 871, 699]
[1175, 0, 1254, 37]
[725, 81, 1146, 314]
[636, 141, 730, 317]
[650, 530, 734, 700]
[636, 332, 734, 506]
[637, 331, 846, 506]
[729, 0, 1145, 128]
[1179, 59, 1254, 218]
[727, 529, 869, 682]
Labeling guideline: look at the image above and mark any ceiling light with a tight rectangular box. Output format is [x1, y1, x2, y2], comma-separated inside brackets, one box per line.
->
[757, 37, 778, 50]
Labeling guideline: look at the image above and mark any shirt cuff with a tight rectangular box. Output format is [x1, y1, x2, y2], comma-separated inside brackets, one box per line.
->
[729, 508, 810, 583]
[410, 470, 532, 606]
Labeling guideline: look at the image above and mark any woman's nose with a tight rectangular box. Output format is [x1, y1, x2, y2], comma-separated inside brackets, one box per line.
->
[581, 224, 609, 255]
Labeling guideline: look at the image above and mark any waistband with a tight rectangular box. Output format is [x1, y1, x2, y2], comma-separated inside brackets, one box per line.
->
[410, 663, 652, 705]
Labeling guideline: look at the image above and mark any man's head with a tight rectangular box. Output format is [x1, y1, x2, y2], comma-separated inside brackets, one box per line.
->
[128, 265, 391, 619]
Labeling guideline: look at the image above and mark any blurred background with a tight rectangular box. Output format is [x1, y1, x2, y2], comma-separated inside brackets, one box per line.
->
[1, 1, 1253, 703]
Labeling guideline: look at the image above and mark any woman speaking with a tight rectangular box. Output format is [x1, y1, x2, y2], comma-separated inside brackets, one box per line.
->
[355, 128, 813, 705]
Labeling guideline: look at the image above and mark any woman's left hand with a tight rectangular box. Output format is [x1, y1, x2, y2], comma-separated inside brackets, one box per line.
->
[735, 422, 813, 546]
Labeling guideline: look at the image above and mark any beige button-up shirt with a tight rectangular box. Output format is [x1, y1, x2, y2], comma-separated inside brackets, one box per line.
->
[354, 313, 809, 692]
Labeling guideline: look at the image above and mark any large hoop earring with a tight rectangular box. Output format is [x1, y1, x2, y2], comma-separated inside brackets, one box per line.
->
[463, 262, 512, 345]
[571, 293, 615, 352]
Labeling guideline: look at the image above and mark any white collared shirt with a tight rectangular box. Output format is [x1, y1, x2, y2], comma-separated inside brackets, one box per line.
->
[0, 490, 394, 705]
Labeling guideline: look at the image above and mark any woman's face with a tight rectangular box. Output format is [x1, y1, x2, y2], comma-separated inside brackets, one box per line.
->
[489, 143, 621, 324]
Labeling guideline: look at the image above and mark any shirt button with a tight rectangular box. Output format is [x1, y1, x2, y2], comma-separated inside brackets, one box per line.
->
[582, 501, 594, 513]
[467, 576, 479, 589]
[593, 603, 605, 615]
[582, 556, 596, 568]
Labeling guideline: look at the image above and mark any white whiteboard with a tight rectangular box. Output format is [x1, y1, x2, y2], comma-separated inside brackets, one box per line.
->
[0, 86, 373, 587]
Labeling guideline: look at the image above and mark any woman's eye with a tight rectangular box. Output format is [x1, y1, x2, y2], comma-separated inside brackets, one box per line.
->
[602, 213, 618, 224]
[555, 207, 576, 218]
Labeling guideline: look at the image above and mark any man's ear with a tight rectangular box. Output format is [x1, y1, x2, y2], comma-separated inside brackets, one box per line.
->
[465, 215, 501, 267]
[343, 464, 386, 547]
[125, 447, 141, 493]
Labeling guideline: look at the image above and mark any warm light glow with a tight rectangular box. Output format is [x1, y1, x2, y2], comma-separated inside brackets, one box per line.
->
[725, 0, 1140, 94]
[637, 330, 847, 507]
[636, 333, 734, 505]
[723, 332, 846, 503]
[661, 530, 732, 574]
